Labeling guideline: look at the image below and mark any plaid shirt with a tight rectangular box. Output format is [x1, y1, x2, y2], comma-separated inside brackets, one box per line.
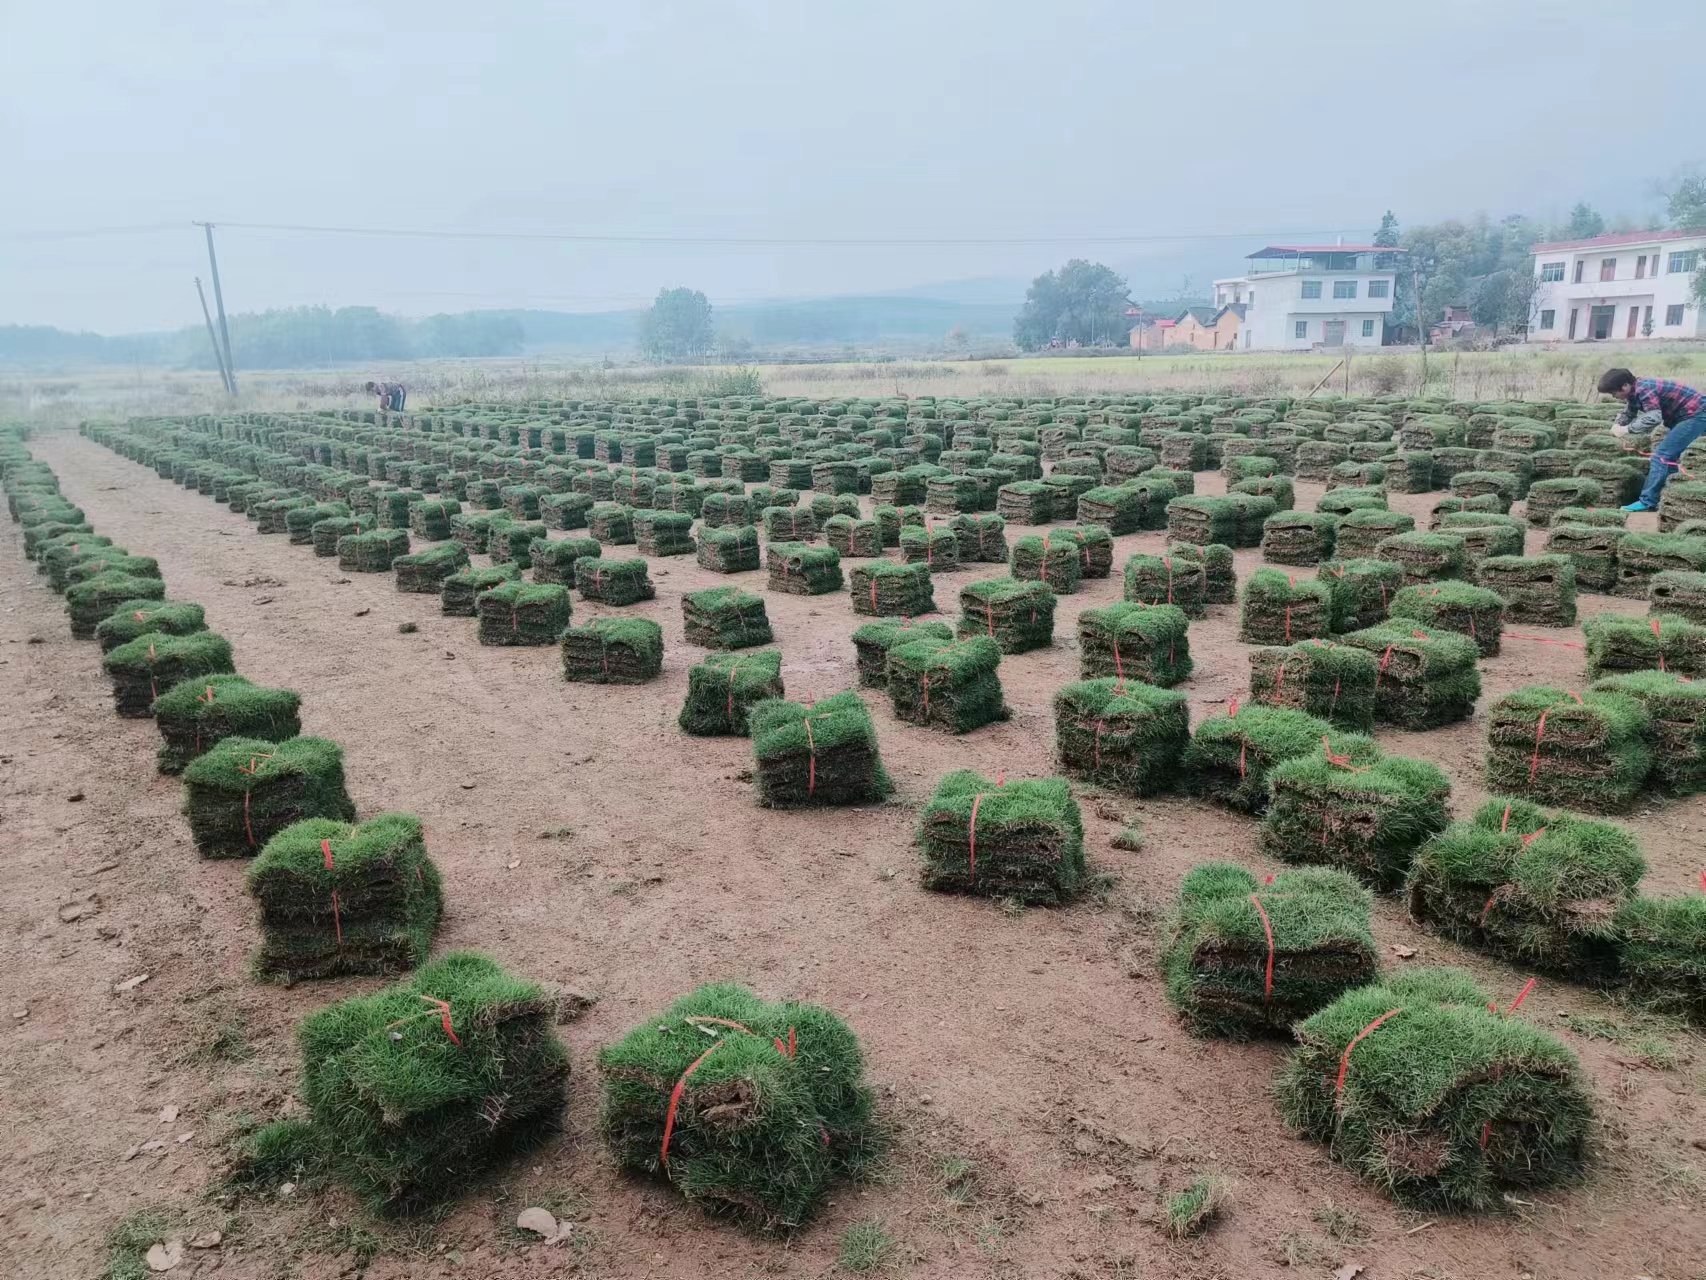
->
[1617, 377, 1706, 429]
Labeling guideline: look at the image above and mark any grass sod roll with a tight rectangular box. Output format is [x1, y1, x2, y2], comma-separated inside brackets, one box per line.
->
[1647, 570, 1706, 624]
[597, 983, 876, 1231]
[1184, 705, 1341, 814]
[1238, 569, 1332, 645]
[1429, 492, 1505, 528]
[849, 560, 934, 617]
[490, 520, 549, 567]
[245, 813, 443, 984]
[1174, 542, 1237, 604]
[679, 649, 785, 735]
[287, 502, 353, 545]
[1331, 510, 1417, 560]
[633, 509, 695, 557]
[762, 506, 818, 543]
[1437, 514, 1528, 566]
[1375, 531, 1468, 585]
[284, 952, 569, 1213]
[1583, 612, 1706, 678]
[1274, 967, 1591, 1211]
[899, 525, 961, 571]
[695, 524, 762, 573]
[101, 631, 236, 718]
[540, 491, 594, 530]
[1526, 478, 1602, 528]
[949, 512, 1008, 563]
[182, 735, 356, 860]
[1339, 622, 1482, 729]
[560, 617, 664, 684]
[1476, 555, 1576, 627]
[1406, 799, 1645, 978]
[66, 572, 167, 639]
[1010, 533, 1083, 594]
[1483, 686, 1652, 813]
[1248, 640, 1378, 732]
[587, 502, 635, 545]
[1063, 524, 1114, 578]
[441, 564, 520, 616]
[850, 618, 954, 688]
[682, 587, 773, 649]
[394, 542, 470, 593]
[93, 599, 206, 654]
[1052, 677, 1189, 795]
[476, 581, 572, 646]
[1545, 522, 1626, 593]
[1123, 552, 1205, 618]
[1613, 894, 1706, 1023]
[64, 552, 161, 593]
[1314, 486, 1388, 517]
[824, 514, 883, 558]
[407, 499, 462, 541]
[917, 770, 1085, 905]
[1388, 582, 1506, 657]
[767, 541, 843, 595]
[996, 481, 1055, 524]
[312, 516, 371, 557]
[1260, 747, 1452, 890]
[530, 535, 600, 586]
[1161, 863, 1379, 1038]
[1166, 495, 1240, 548]
[1614, 532, 1706, 598]
[1076, 602, 1192, 686]
[1591, 669, 1706, 794]
[749, 691, 891, 808]
[886, 635, 1007, 733]
[1076, 485, 1146, 535]
[1231, 474, 1297, 511]
[956, 576, 1055, 653]
[152, 673, 302, 774]
[576, 556, 656, 605]
[1261, 512, 1339, 566]
[338, 528, 410, 573]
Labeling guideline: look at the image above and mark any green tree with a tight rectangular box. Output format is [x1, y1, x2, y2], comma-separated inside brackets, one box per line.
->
[639, 287, 714, 361]
[1012, 260, 1132, 349]
[1564, 202, 1605, 239]
[1373, 211, 1400, 248]
[1470, 269, 1540, 336]
[1665, 172, 1706, 229]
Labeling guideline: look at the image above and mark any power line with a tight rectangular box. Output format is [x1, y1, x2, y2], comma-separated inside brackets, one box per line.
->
[0, 223, 186, 243]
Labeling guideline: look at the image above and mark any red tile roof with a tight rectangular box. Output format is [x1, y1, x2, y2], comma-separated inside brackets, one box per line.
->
[1247, 245, 1389, 256]
[1530, 227, 1706, 253]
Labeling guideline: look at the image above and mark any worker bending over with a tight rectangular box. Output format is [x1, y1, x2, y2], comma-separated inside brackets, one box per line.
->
[1600, 366, 1706, 512]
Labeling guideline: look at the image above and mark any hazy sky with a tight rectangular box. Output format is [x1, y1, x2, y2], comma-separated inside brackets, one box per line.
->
[3, 0, 1701, 332]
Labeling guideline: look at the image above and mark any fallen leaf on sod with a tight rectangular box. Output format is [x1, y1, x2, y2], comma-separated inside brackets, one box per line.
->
[145, 1240, 183, 1272]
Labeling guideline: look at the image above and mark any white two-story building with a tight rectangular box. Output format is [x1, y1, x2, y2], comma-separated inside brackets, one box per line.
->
[1215, 245, 1399, 350]
[1527, 228, 1705, 342]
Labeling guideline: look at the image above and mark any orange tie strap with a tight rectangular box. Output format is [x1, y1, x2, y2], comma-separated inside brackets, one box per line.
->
[1651, 619, 1666, 671]
[1374, 643, 1396, 690]
[132, 609, 146, 622]
[420, 995, 461, 1046]
[1479, 893, 1498, 926]
[803, 716, 818, 795]
[1275, 662, 1287, 696]
[1249, 893, 1275, 1003]
[321, 839, 344, 949]
[1519, 825, 1547, 847]
[1163, 556, 1174, 603]
[1335, 1009, 1402, 1105]
[1504, 632, 1584, 649]
[1322, 736, 1357, 768]
[1500, 802, 1512, 832]
[1112, 638, 1124, 681]
[236, 753, 276, 847]
[869, 576, 879, 613]
[1528, 708, 1551, 783]
[1493, 977, 1536, 1017]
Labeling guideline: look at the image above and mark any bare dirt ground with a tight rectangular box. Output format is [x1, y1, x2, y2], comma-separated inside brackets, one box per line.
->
[3, 431, 1704, 1280]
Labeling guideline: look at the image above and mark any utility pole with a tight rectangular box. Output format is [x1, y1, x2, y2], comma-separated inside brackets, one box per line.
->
[194, 277, 234, 395]
[196, 222, 237, 394]
[1411, 261, 1428, 391]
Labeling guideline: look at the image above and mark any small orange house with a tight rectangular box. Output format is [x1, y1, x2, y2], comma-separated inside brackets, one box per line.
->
[1168, 305, 1244, 351]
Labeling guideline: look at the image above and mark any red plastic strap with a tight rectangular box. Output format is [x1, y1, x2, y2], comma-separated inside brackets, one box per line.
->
[1504, 632, 1584, 649]
[1238, 740, 1247, 779]
[1494, 977, 1536, 1017]
[420, 995, 461, 1046]
[870, 576, 878, 612]
[967, 792, 985, 880]
[321, 838, 335, 869]
[1275, 662, 1287, 695]
[1528, 708, 1550, 783]
[1479, 894, 1498, 926]
[1163, 556, 1174, 603]
[1652, 618, 1667, 671]
[1322, 736, 1357, 768]
[1335, 1009, 1402, 1104]
[1500, 802, 1512, 832]
[1374, 643, 1395, 689]
[1249, 894, 1275, 1003]
[660, 1040, 722, 1168]
[1519, 825, 1548, 846]
[1112, 640, 1124, 682]
[1284, 605, 1293, 644]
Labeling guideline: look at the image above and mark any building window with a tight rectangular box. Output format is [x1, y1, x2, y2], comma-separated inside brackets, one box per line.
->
[1361, 319, 1375, 338]
[1643, 305, 1654, 334]
[1667, 304, 1687, 325]
[1294, 320, 1309, 339]
[1573, 260, 1585, 284]
[1366, 279, 1390, 298]
[1538, 309, 1556, 330]
[1600, 258, 1618, 282]
[1333, 280, 1358, 299]
[1635, 255, 1648, 279]
[1670, 251, 1701, 273]
[1540, 262, 1565, 282]
[1301, 280, 1322, 299]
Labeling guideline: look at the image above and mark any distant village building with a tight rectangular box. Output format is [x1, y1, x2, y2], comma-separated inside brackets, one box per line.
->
[1127, 316, 1175, 351]
[1430, 305, 1478, 345]
[1525, 228, 1706, 342]
[1218, 245, 1398, 350]
[1167, 305, 1243, 351]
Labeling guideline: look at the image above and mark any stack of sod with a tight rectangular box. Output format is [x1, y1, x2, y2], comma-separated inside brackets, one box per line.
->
[1549, 508, 1631, 529]
[1660, 479, 1706, 532]
[899, 525, 960, 571]
[1076, 485, 1145, 535]
[490, 521, 549, 567]
[576, 556, 656, 605]
[288, 502, 353, 545]
[1546, 522, 1626, 593]
[695, 524, 762, 574]
[849, 560, 934, 617]
[1261, 746, 1452, 889]
[1162, 863, 1379, 1037]
[1449, 470, 1521, 508]
[949, 512, 1008, 563]
[560, 617, 664, 684]
[408, 499, 461, 541]
[1052, 678, 1189, 795]
[1123, 552, 1205, 618]
[886, 635, 1007, 733]
[926, 474, 985, 515]
[1231, 473, 1296, 511]
[996, 481, 1054, 524]
[851, 618, 954, 688]
[1525, 478, 1601, 528]
[1167, 496, 1240, 547]
[762, 506, 818, 543]
[682, 587, 772, 649]
[824, 515, 882, 558]
[451, 511, 502, 552]
[1648, 570, 1706, 624]
[1592, 670, 1706, 794]
[678, 649, 785, 735]
[1375, 531, 1467, 585]
[540, 491, 593, 531]
[1385, 451, 1436, 494]
[1238, 569, 1332, 645]
[1076, 602, 1192, 686]
[153, 673, 302, 774]
[1010, 533, 1082, 593]
[749, 691, 891, 808]
[182, 735, 356, 859]
[767, 542, 843, 596]
[39, 533, 115, 591]
[1614, 532, 1706, 598]
[1228, 493, 1280, 548]
[101, 631, 236, 718]
[1484, 686, 1652, 813]
[246, 814, 443, 984]
[275, 952, 569, 1213]
[1177, 542, 1237, 604]
[1476, 555, 1576, 626]
[1340, 623, 1482, 729]
[1064, 524, 1114, 578]
[956, 577, 1055, 653]
[441, 564, 519, 616]
[1429, 492, 1505, 527]
[66, 572, 166, 639]
[1184, 705, 1339, 814]
[93, 599, 206, 654]
[313, 516, 369, 557]
[1407, 798, 1643, 978]
[597, 983, 874, 1230]
[1260, 512, 1339, 566]
[588, 502, 635, 544]
[633, 510, 694, 557]
[394, 542, 470, 593]
[529, 535, 599, 586]
[1275, 967, 1591, 1210]
[698, 492, 752, 529]
[477, 581, 572, 646]
[916, 770, 1084, 904]
[339, 528, 409, 573]
[1388, 582, 1506, 657]
[1248, 640, 1378, 731]
[1584, 612, 1706, 678]
[1315, 486, 1387, 517]
[1317, 565, 1406, 640]
[66, 552, 161, 592]
[1613, 894, 1706, 1023]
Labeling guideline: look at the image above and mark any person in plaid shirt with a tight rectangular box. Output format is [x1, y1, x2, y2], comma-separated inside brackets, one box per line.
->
[1599, 367, 1706, 511]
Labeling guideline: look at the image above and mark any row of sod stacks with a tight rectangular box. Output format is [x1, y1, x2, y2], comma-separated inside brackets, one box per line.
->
[1388, 582, 1505, 657]
[1584, 612, 1706, 678]
[682, 587, 772, 649]
[1124, 552, 1204, 618]
[768, 542, 843, 595]
[1477, 555, 1575, 626]
[1407, 798, 1644, 980]
[696, 524, 762, 573]
[1592, 670, 1706, 794]
[1341, 622, 1482, 729]
[576, 557, 656, 605]
[1162, 863, 1378, 1038]
[1238, 570, 1331, 645]
[560, 617, 664, 684]
[849, 561, 934, 617]
[394, 542, 470, 593]
[101, 631, 235, 717]
[246, 814, 443, 983]
[442, 565, 518, 615]
[917, 770, 1084, 905]
[477, 582, 572, 646]
[1184, 706, 1347, 814]
[153, 673, 302, 774]
[95, 599, 206, 653]
[1274, 967, 1591, 1211]
[679, 649, 785, 735]
[1248, 640, 1377, 732]
[851, 618, 954, 688]
[529, 536, 599, 586]
[1077, 602, 1192, 686]
[1484, 686, 1652, 813]
[182, 735, 357, 859]
[887, 636, 1007, 733]
[1011, 534, 1082, 593]
[1052, 678, 1189, 795]
[956, 577, 1054, 653]
[749, 691, 890, 807]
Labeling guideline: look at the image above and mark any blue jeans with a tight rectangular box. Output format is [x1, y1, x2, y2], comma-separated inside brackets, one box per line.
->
[1640, 412, 1706, 506]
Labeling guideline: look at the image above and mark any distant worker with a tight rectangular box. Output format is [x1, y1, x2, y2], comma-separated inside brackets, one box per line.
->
[364, 379, 407, 412]
[1601, 366, 1706, 512]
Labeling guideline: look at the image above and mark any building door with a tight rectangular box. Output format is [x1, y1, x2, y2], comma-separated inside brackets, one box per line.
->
[1589, 305, 1615, 340]
[1567, 309, 1579, 339]
[1627, 307, 1641, 338]
[1323, 320, 1346, 348]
